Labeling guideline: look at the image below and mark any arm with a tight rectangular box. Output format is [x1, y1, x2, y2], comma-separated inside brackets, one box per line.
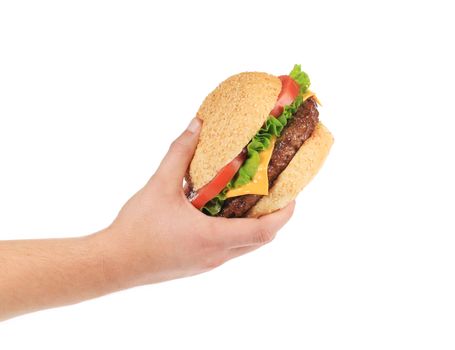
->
[0, 118, 295, 321]
[0, 235, 115, 321]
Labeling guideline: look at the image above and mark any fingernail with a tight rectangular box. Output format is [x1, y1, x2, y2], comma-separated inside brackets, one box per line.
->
[186, 118, 201, 134]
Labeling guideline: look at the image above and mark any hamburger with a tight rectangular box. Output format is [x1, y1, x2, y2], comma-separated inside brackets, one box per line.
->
[185, 65, 333, 218]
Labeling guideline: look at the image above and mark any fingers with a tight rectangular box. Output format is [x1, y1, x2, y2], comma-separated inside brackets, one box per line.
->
[214, 201, 296, 248]
[155, 118, 201, 188]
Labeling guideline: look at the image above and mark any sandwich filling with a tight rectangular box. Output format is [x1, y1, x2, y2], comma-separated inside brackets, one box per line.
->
[219, 97, 318, 217]
[187, 65, 319, 217]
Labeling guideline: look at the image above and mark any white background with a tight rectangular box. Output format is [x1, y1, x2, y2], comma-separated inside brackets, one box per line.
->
[1, 1, 454, 349]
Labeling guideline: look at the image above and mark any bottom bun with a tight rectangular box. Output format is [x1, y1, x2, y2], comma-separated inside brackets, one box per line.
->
[246, 122, 333, 218]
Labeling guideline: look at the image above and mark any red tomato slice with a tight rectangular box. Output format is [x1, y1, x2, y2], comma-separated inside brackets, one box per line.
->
[190, 150, 247, 210]
[269, 75, 300, 117]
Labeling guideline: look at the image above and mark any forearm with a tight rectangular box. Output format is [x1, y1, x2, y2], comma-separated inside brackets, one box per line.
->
[0, 230, 127, 321]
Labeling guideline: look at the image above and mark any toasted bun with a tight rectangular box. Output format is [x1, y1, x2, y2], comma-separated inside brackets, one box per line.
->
[189, 72, 281, 191]
[247, 122, 333, 218]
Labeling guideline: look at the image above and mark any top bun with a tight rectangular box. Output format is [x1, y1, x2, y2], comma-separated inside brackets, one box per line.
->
[189, 72, 281, 190]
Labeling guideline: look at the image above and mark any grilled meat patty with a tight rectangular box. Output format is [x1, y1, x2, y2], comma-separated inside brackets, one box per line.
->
[219, 97, 319, 218]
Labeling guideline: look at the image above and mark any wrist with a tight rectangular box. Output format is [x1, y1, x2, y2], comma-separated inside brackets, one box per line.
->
[88, 226, 148, 292]
[86, 228, 131, 293]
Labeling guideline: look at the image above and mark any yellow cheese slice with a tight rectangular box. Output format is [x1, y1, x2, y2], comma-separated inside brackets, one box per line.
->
[226, 137, 276, 198]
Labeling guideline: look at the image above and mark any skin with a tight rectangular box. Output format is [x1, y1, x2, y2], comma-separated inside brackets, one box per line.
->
[0, 118, 295, 321]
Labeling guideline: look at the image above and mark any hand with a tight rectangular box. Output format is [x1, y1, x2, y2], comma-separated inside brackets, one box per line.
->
[0, 117, 294, 321]
[98, 117, 295, 288]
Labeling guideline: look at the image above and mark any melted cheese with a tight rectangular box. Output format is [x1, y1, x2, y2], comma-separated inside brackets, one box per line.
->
[301, 90, 321, 105]
[226, 137, 276, 198]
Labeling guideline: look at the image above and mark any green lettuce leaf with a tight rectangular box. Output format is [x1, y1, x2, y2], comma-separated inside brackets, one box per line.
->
[202, 188, 228, 216]
[202, 65, 310, 216]
[289, 64, 310, 93]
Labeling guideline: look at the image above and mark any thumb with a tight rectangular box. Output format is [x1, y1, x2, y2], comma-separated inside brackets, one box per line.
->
[155, 117, 202, 187]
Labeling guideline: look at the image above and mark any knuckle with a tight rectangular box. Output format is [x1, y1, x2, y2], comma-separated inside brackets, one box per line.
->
[255, 228, 275, 245]
[198, 225, 229, 270]
[170, 138, 190, 155]
[199, 218, 222, 249]
[189, 221, 219, 250]
[198, 228, 220, 250]
[148, 172, 170, 192]
[195, 234, 211, 250]
[204, 254, 227, 270]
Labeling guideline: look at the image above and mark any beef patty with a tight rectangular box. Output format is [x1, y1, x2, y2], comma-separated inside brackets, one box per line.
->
[219, 97, 319, 218]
